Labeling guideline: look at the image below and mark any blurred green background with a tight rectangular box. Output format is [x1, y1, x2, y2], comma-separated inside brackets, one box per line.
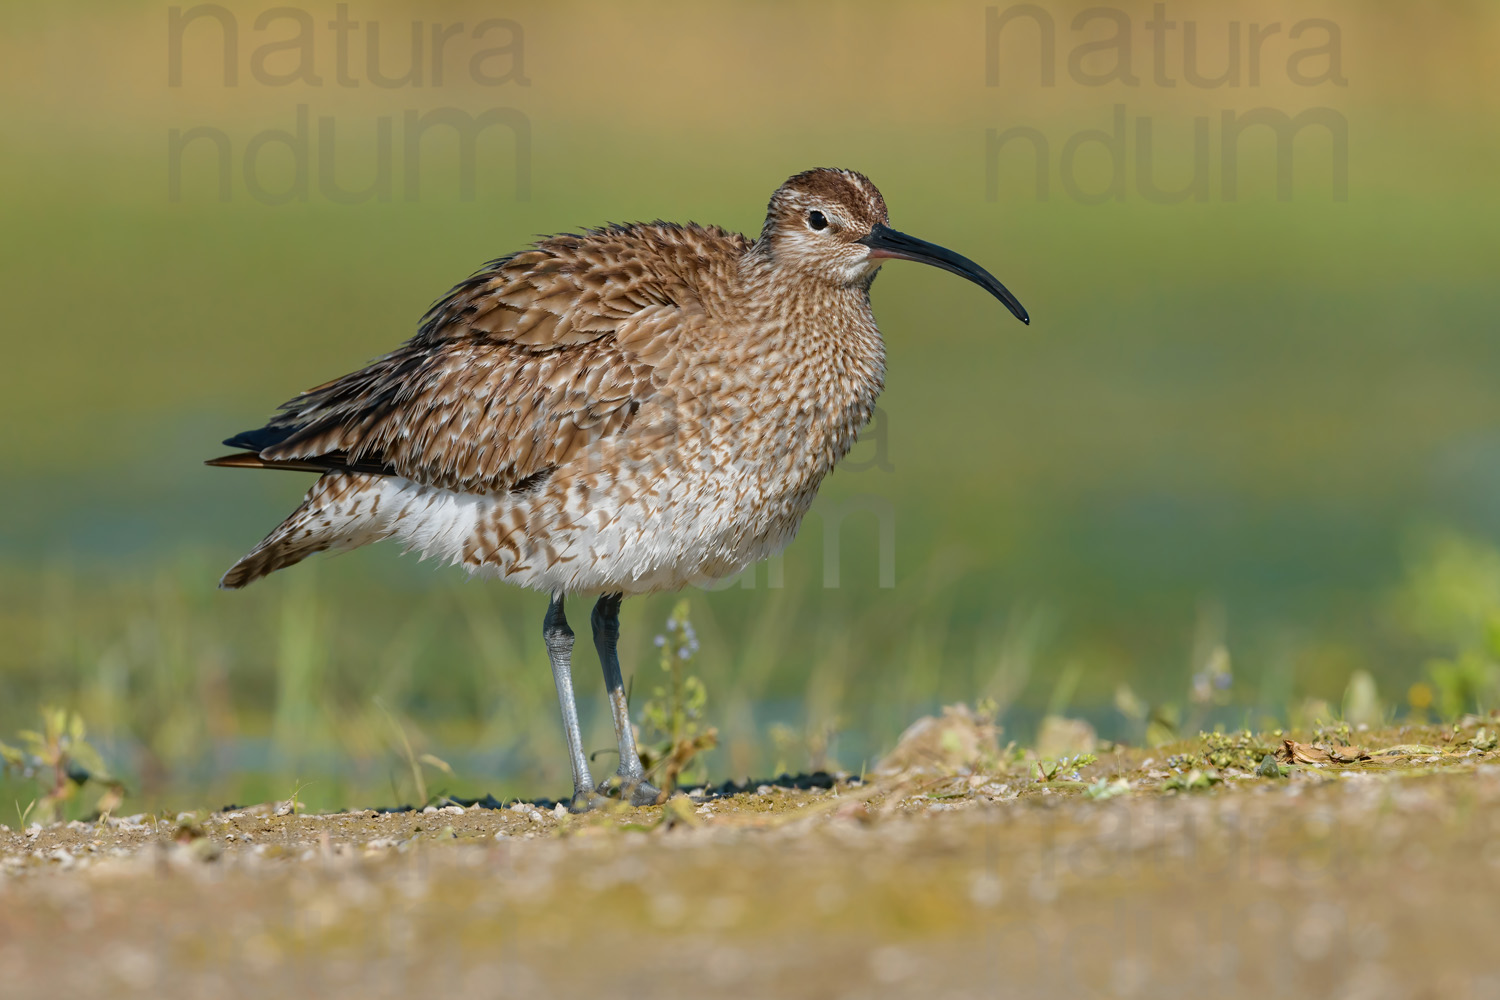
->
[2, 1, 1498, 812]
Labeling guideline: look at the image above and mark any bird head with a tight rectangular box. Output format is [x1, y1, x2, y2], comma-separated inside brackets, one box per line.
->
[758, 167, 1029, 324]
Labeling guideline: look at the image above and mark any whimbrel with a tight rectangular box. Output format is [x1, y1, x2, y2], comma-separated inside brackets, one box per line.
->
[209, 168, 1028, 809]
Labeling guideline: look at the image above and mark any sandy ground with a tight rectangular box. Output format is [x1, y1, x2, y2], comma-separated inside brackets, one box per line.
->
[2, 727, 1499, 999]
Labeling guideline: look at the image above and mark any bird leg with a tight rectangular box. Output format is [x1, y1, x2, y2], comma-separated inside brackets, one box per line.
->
[543, 594, 597, 813]
[591, 593, 663, 806]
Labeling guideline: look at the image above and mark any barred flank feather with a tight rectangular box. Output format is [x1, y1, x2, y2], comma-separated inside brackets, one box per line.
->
[219, 473, 394, 589]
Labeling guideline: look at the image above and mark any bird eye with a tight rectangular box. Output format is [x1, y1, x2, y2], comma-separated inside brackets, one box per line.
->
[806, 210, 828, 231]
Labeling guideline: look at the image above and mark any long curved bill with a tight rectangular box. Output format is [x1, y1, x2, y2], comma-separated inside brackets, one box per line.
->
[858, 223, 1030, 325]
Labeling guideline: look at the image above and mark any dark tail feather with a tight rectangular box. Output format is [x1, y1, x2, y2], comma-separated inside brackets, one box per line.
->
[223, 425, 295, 452]
[207, 450, 398, 476]
[206, 452, 330, 473]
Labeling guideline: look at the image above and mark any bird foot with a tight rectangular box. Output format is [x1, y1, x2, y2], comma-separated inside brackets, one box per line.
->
[566, 789, 607, 814]
[595, 773, 664, 807]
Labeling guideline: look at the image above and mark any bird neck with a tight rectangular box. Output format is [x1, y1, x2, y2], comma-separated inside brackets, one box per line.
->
[731, 242, 888, 423]
[734, 242, 880, 332]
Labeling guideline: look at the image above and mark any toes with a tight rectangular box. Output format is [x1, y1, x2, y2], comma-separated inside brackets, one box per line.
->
[567, 790, 601, 814]
[594, 774, 665, 807]
[628, 782, 664, 807]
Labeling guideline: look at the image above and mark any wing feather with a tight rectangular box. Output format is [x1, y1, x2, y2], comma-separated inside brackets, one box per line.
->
[226, 223, 748, 495]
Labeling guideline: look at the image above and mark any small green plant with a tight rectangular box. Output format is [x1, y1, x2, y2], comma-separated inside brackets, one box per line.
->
[1200, 730, 1275, 771]
[638, 600, 718, 794]
[1033, 753, 1097, 782]
[275, 777, 318, 817]
[0, 708, 124, 824]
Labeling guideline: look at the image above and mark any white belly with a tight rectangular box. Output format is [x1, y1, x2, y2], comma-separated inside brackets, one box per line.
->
[364, 469, 810, 596]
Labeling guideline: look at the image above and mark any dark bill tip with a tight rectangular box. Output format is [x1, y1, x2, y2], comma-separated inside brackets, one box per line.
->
[858, 223, 1029, 325]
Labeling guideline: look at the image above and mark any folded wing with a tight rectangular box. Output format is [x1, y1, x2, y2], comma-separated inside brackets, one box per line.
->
[217, 223, 743, 495]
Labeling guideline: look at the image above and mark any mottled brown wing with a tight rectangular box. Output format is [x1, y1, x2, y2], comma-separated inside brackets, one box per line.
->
[234, 224, 742, 494]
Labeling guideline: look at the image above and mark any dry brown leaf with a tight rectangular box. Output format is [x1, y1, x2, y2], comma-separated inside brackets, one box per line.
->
[1278, 739, 1370, 765]
[1327, 744, 1370, 763]
[1278, 739, 1325, 764]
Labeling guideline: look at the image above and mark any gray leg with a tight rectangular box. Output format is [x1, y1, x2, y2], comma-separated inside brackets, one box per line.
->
[592, 594, 663, 806]
[543, 593, 596, 812]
